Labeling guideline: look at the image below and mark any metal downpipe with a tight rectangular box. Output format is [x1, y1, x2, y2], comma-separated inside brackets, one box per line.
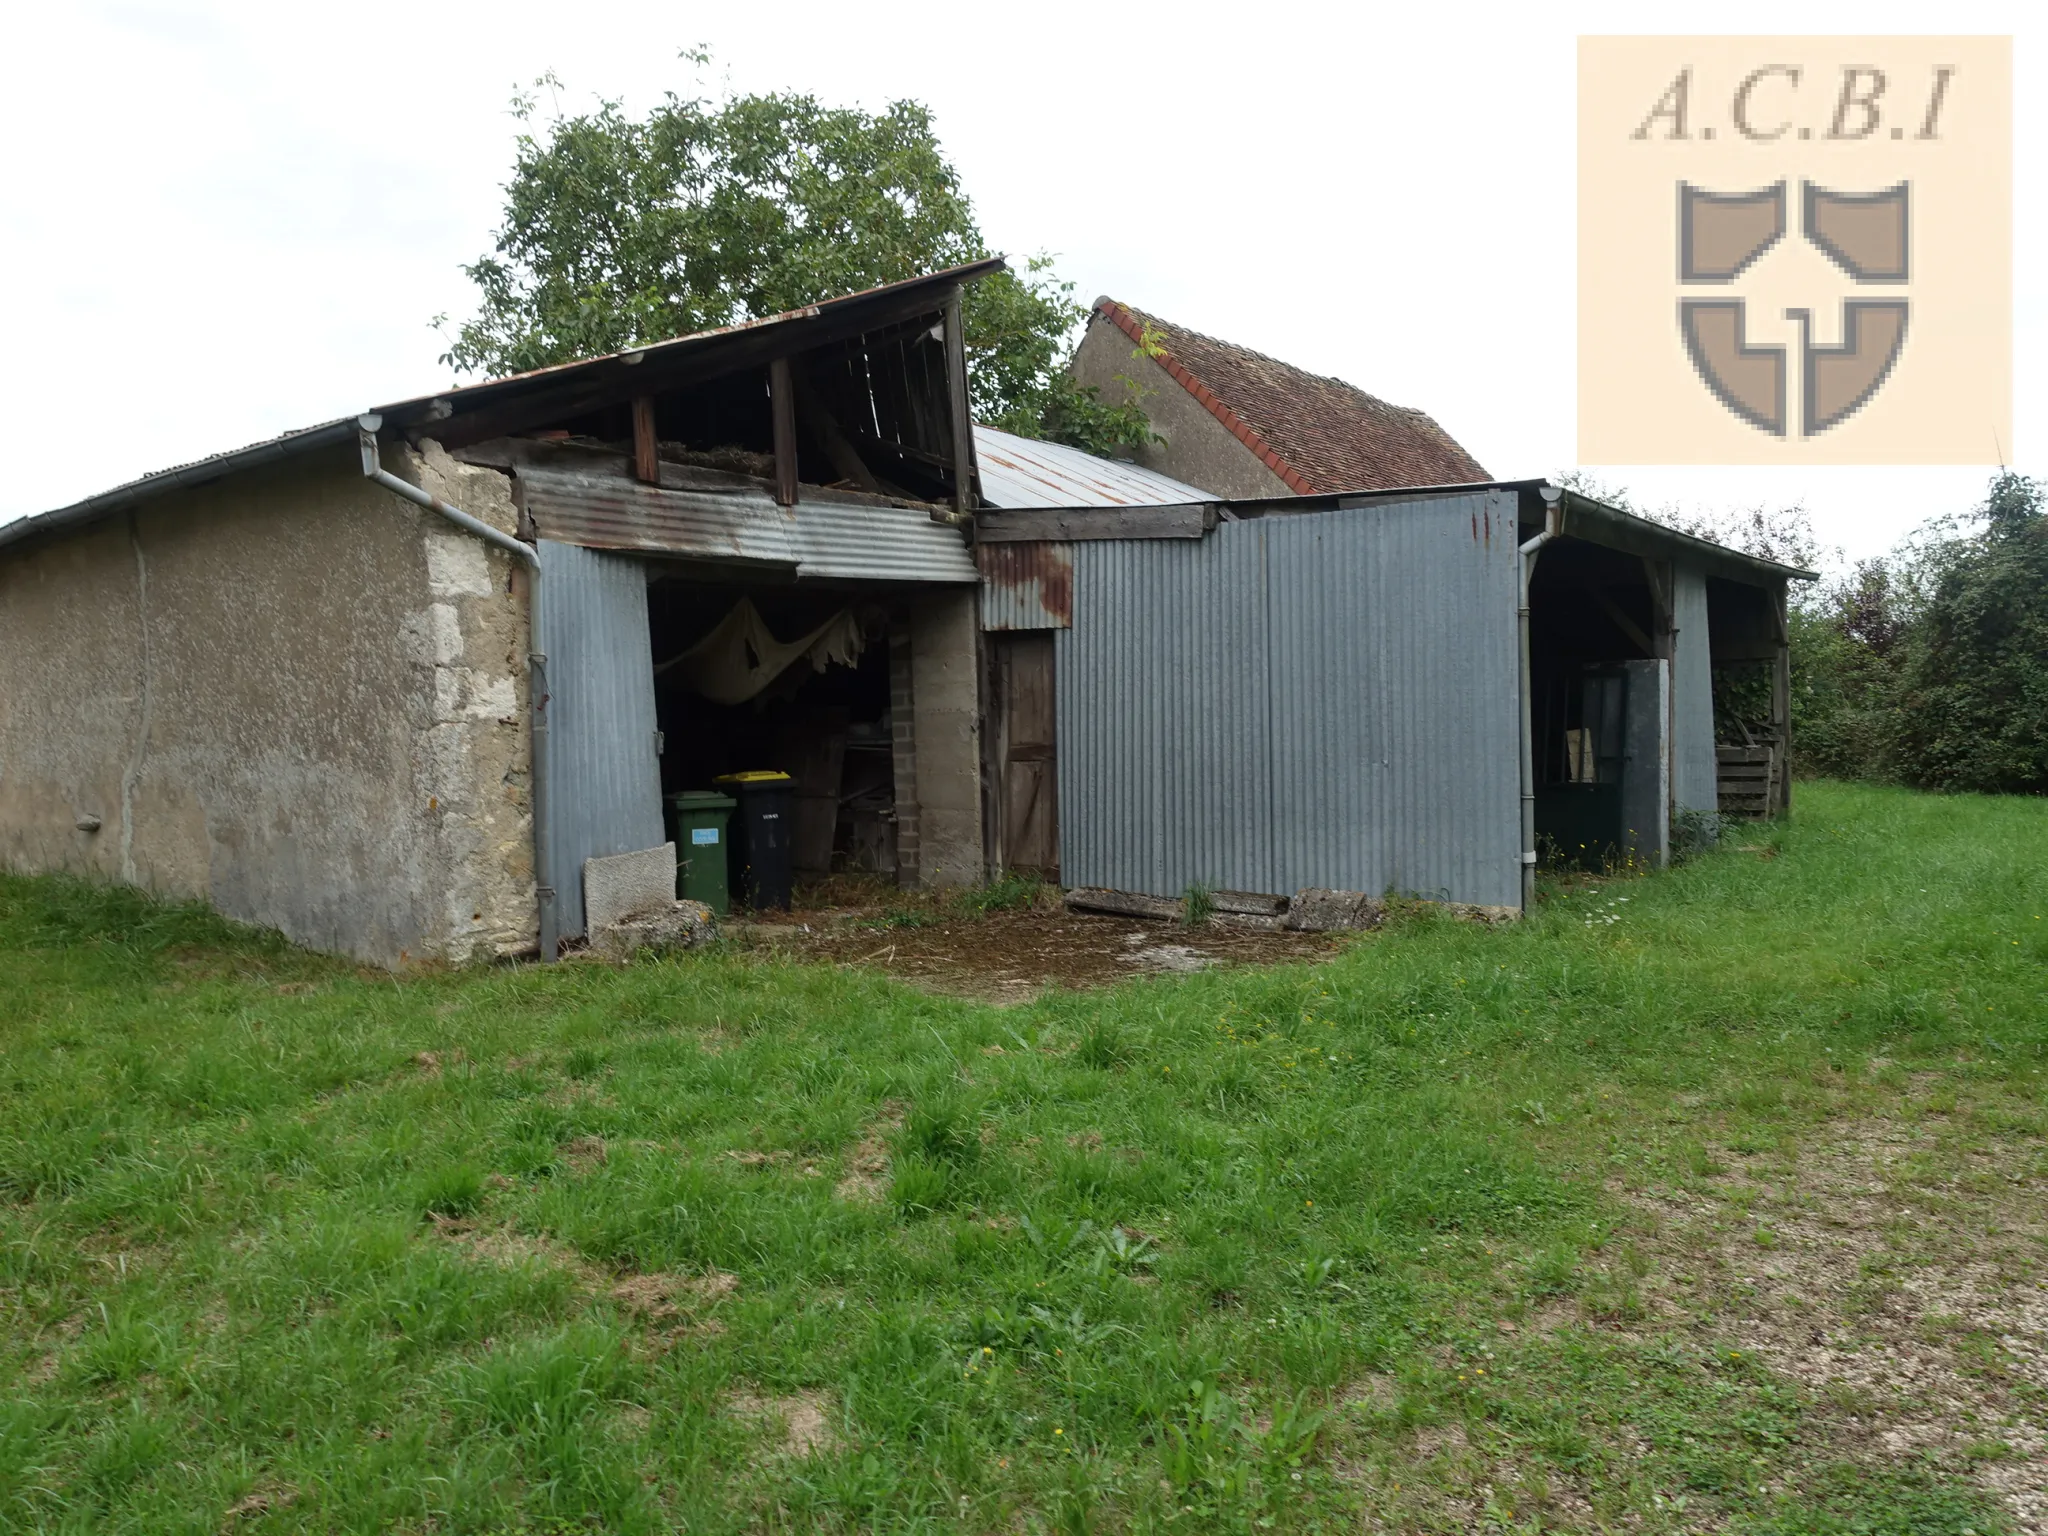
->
[1517, 486, 1565, 911]
[357, 415, 558, 962]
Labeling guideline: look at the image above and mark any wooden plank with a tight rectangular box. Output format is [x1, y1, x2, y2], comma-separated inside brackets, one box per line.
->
[942, 285, 976, 517]
[630, 396, 658, 484]
[975, 504, 1217, 543]
[1772, 585, 1792, 815]
[769, 357, 798, 508]
[426, 292, 955, 451]
[793, 370, 884, 492]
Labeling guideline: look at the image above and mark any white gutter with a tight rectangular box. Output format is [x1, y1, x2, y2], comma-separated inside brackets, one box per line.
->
[357, 415, 558, 962]
[1517, 484, 1565, 911]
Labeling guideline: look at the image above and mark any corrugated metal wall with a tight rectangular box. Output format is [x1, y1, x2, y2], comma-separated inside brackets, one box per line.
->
[536, 540, 666, 938]
[1059, 491, 1523, 907]
[1670, 562, 1718, 815]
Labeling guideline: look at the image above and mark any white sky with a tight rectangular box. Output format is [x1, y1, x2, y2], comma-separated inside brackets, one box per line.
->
[3, 2, 2037, 568]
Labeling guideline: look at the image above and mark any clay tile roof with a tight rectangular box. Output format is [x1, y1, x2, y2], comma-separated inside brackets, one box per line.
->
[1096, 300, 1489, 495]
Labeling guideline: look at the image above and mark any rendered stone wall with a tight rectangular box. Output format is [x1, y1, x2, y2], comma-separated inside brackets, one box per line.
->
[0, 440, 534, 965]
[906, 587, 984, 887]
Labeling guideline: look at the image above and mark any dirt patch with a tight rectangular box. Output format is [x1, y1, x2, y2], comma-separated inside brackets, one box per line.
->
[557, 1135, 607, 1174]
[610, 1269, 738, 1332]
[610, 1277, 741, 1327]
[1621, 1118, 2048, 1532]
[731, 902, 1346, 1000]
[726, 1388, 837, 1459]
[835, 1100, 905, 1203]
[426, 1213, 606, 1287]
[221, 1484, 297, 1525]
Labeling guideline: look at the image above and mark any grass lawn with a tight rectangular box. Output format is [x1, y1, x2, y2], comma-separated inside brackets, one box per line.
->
[2, 781, 2045, 1535]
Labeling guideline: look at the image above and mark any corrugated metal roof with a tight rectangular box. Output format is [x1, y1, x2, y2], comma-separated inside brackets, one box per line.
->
[972, 426, 1214, 508]
[515, 465, 976, 585]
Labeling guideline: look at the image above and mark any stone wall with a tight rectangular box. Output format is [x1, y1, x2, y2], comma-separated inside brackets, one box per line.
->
[0, 439, 534, 965]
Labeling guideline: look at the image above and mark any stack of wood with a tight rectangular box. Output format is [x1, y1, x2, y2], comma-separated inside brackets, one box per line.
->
[1715, 743, 1781, 818]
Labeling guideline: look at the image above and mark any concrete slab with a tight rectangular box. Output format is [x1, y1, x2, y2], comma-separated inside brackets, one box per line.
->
[584, 842, 677, 932]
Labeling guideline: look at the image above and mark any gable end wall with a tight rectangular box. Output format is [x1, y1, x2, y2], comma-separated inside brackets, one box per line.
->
[1069, 315, 1294, 500]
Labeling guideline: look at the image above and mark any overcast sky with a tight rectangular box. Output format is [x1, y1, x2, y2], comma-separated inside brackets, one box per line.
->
[4, 2, 2037, 567]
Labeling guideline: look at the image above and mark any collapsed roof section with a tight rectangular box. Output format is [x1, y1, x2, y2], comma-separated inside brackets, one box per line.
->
[3, 258, 1007, 558]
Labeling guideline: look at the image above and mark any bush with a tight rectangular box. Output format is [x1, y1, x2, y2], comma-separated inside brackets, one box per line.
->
[1793, 472, 2046, 794]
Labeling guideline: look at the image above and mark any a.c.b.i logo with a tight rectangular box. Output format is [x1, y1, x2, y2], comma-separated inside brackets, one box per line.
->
[1579, 38, 2009, 467]
[1679, 176, 1908, 438]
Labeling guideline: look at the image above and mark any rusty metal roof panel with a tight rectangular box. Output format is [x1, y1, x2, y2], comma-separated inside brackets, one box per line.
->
[790, 498, 978, 584]
[972, 426, 1214, 509]
[515, 465, 975, 584]
[976, 542, 1074, 630]
[517, 465, 795, 565]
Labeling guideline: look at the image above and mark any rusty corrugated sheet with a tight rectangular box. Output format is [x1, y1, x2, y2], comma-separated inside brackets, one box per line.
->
[976, 542, 1074, 630]
[972, 426, 1214, 508]
[514, 465, 975, 584]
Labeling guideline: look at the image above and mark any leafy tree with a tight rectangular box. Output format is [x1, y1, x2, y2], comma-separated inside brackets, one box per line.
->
[1889, 472, 2048, 793]
[1789, 560, 1908, 779]
[438, 72, 1154, 452]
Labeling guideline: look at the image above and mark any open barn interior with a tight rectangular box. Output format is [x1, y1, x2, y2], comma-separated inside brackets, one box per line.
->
[646, 575, 904, 882]
[1704, 575, 1791, 817]
[420, 263, 993, 934]
[1527, 538, 1669, 870]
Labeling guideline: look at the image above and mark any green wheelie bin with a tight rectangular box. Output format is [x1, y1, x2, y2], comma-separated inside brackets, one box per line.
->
[669, 790, 736, 915]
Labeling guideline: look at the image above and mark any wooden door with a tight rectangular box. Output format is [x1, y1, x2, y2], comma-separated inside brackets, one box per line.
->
[992, 633, 1059, 876]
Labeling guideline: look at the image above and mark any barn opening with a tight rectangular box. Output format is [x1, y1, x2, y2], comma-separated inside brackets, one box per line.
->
[431, 263, 995, 940]
[1527, 538, 1673, 871]
[647, 576, 903, 883]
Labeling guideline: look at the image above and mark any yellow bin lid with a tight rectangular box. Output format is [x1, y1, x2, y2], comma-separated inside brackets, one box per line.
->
[714, 770, 792, 784]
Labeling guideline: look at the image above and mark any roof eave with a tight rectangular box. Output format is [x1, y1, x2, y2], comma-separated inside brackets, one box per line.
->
[0, 417, 359, 557]
[1555, 489, 1817, 584]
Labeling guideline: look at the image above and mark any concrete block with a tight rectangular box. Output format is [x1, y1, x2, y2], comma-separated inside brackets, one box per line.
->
[584, 842, 677, 932]
[1286, 889, 1385, 932]
[1213, 889, 1289, 917]
[590, 899, 717, 960]
[1066, 887, 1182, 921]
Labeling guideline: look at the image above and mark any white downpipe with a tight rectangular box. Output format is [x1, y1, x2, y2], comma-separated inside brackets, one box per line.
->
[357, 415, 558, 962]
